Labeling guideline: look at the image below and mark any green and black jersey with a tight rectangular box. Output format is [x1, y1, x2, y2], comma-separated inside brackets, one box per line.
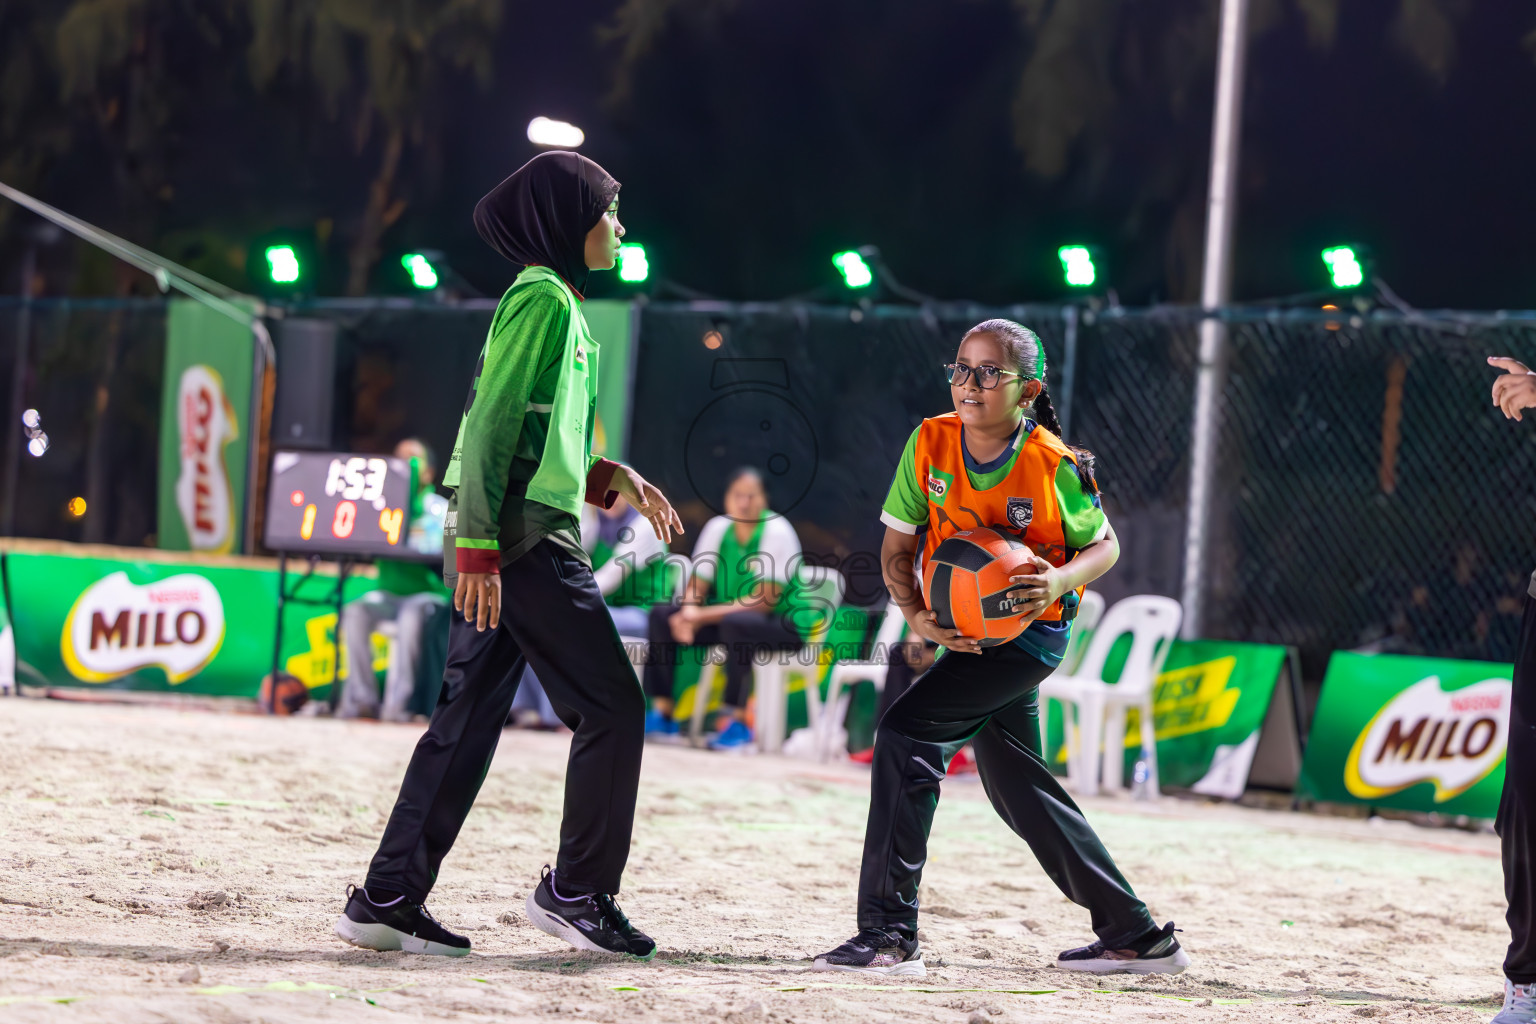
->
[442, 266, 616, 580]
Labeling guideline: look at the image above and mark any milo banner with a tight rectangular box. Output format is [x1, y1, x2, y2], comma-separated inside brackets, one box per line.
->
[1297, 652, 1511, 818]
[157, 299, 258, 554]
[2, 543, 375, 699]
[1045, 640, 1300, 799]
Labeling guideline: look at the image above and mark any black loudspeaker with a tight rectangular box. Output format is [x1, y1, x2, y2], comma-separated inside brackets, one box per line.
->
[272, 318, 337, 450]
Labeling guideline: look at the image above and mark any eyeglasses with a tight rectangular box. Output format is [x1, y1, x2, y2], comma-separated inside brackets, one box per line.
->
[944, 362, 1024, 390]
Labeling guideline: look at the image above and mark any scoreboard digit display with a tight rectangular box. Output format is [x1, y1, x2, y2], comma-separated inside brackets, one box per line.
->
[265, 450, 418, 558]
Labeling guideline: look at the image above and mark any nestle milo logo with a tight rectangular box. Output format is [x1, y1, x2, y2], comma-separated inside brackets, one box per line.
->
[175, 364, 239, 553]
[1344, 675, 1510, 802]
[926, 466, 954, 503]
[61, 571, 226, 684]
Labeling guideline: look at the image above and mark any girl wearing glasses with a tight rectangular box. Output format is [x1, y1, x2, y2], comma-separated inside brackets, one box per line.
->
[814, 318, 1188, 977]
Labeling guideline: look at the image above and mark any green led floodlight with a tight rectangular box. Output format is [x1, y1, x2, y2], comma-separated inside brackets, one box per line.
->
[832, 250, 873, 289]
[618, 243, 650, 283]
[1322, 246, 1365, 289]
[1057, 245, 1096, 288]
[401, 253, 440, 290]
[265, 245, 301, 285]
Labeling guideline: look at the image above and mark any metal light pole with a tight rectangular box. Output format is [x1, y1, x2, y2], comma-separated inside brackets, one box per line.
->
[1180, 0, 1251, 640]
[1057, 304, 1079, 441]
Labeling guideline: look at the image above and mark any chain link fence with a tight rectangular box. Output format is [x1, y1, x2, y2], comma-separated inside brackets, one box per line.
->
[1215, 309, 1536, 672]
[629, 302, 1536, 673]
[3, 296, 1533, 673]
[0, 298, 167, 547]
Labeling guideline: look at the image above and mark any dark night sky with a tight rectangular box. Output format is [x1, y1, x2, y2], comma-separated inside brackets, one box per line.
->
[408, 0, 1536, 310]
[13, 0, 1536, 310]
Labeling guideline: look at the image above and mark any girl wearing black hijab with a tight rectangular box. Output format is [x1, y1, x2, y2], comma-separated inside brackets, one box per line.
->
[336, 151, 683, 959]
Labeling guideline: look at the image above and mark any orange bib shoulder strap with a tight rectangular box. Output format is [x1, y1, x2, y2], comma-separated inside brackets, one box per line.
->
[1023, 420, 1071, 462]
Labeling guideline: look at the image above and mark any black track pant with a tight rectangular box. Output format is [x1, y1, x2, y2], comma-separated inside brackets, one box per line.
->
[857, 642, 1156, 946]
[1499, 579, 1536, 983]
[364, 540, 646, 900]
[642, 604, 802, 709]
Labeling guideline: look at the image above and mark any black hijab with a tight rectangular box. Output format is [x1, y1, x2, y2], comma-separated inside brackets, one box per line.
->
[473, 151, 620, 297]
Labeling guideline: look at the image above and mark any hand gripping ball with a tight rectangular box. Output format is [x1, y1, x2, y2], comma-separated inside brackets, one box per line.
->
[922, 526, 1038, 646]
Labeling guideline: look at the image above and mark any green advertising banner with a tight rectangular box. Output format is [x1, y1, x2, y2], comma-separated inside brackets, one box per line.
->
[3, 544, 377, 700]
[1045, 639, 1293, 798]
[584, 299, 634, 460]
[1297, 651, 1511, 818]
[157, 299, 258, 554]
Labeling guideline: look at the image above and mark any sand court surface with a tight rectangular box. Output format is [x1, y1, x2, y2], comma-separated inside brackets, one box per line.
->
[0, 696, 1512, 1022]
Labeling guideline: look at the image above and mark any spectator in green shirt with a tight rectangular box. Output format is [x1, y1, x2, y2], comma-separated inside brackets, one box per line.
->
[336, 438, 450, 722]
[642, 467, 809, 751]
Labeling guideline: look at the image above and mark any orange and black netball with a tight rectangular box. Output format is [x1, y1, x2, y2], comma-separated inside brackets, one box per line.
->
[921, 526, 1037, 646]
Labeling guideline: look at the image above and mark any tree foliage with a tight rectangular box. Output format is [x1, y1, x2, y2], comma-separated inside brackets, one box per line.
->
[601, 0, 1476, 300]
[0, 0, 504, 294]
[244, 0, 503, 293]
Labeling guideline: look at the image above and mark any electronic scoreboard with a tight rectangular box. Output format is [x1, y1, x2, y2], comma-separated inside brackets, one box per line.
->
[264, 450, 425, 559]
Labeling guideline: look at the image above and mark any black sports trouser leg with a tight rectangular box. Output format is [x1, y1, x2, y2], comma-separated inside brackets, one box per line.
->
[641, 606, 801, 709]
[365, 540, 646, 901]
[714, 610, 803, 708]
[856, 643, 1155, 947]
[1500, 585, 1536, 983]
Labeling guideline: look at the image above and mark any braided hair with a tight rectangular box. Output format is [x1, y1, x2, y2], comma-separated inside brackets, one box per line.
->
[961, 318, 1099, 494]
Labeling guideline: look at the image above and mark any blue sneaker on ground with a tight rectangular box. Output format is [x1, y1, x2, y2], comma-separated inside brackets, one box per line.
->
[708, 719, 754, 752]
[644, 708, 680, 740]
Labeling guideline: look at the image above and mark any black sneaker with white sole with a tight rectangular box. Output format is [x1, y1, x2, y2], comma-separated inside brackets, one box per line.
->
[524, 865, 657, 959]
[1055, 920, 1189, 975]
[813, 927, 926, 976]
[333, 884, 471, 957]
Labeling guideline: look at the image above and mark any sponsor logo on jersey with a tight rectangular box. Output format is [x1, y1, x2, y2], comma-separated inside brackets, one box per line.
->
[926, 466, 954, 503]
[175, 364, 239, 553]
[1006, 496, 1033, 530]
[1343, 675, 1510, 802]
[61, 572, 226, 684]
[574, 344, 587, 371]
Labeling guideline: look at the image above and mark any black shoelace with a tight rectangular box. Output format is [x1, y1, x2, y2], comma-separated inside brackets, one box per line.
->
[595, 894, 635, 934]
[853, 927, 905, 950]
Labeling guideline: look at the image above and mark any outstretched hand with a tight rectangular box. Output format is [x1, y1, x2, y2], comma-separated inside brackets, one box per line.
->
[612, 465, 685, 544]
[1489, 357, 1536, 422]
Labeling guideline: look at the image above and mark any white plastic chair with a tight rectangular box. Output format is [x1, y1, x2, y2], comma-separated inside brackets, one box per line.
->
[813, 600, 909, 762]
[1037, 594, 1182, 797]
[689, 564, 846, 752]
[1058, 589, 1106, 676]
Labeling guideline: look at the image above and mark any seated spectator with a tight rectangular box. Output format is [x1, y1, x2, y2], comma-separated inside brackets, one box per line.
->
[642, 467, 807, 751]
[336, 439, 450, 721]
[510, 494, 673, 727]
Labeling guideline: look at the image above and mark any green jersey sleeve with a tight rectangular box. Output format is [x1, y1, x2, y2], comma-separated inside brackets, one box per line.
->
[449, 285, 569, 572]
[879, 427, 927, 534]
[1055, 456, 1109, 550]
